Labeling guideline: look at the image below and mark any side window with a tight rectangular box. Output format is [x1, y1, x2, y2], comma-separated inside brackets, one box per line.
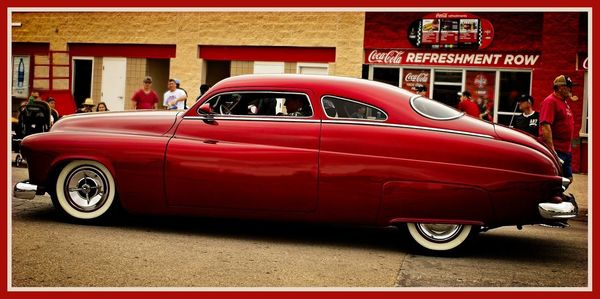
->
[321, 96, 387, 121]
[203, 92, 313, 117]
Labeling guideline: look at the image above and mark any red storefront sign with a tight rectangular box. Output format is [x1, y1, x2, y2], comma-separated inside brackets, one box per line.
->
[366, 49, 541, 68]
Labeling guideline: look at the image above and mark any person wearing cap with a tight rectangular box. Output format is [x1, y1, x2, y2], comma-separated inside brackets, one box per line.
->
[131, 76, 160, 110]
[46, 97, 60, 125]
[512, 94, 539, 136]
[457, 90, 480, 118]
[77, 98, 95, 113]
[164, 78, 188, 110]
[540, 75, 575, 185]
[415, 85, 428, 97]
[174, 79, 189, 109]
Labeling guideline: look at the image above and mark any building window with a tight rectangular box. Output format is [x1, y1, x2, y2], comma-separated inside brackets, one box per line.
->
[496, 71, 532, 126]
[253, 61, 285, 74]
[432, 69, 463, 107]
[372, 67, 400, 86]
[465, 70, 496, 122]
[321, 96, 387, 120]
[297, 63, 329, 75]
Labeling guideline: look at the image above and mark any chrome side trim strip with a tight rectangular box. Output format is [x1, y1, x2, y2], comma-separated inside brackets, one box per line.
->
[322, 119, 494, 139]
[183, 116, 494, 139]
[183, 116, 321, 123]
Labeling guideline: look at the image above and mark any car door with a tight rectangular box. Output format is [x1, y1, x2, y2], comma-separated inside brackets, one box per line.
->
[164, 90, 320, 212]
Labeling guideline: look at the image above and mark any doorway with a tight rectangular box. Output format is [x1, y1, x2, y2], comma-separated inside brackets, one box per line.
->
[101, 57, 127, 111]
[205, 60, 231, 86]
[72, 57, 93, 107]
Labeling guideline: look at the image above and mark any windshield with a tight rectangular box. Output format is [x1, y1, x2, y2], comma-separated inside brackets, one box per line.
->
[410, 96, 464, 120]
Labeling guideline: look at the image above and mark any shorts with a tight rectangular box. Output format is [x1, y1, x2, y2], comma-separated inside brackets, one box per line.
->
[556, 150, 573, 178]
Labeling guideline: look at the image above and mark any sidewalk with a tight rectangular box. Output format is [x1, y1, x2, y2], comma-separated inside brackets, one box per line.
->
[570, 173, 589, 221]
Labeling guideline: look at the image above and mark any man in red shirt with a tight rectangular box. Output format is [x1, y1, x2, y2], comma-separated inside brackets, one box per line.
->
[131, 76, 159, 109]
[540, 75, 575, 185]
[457, 90, 480, 118]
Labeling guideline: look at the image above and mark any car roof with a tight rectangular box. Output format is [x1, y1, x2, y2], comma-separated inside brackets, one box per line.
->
[211, 74, 415, 108]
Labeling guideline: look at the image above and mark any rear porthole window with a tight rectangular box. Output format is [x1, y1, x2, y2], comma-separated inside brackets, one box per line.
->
[410, 96, 464, 120]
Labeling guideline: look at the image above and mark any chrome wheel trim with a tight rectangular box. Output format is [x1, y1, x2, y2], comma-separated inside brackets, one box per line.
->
[415, 223, 463, 243]
[63, 165, 109, 212]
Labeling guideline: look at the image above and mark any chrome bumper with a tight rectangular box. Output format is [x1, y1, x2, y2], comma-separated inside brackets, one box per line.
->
[13, 181, 38, 200]
[538, 194, 578, 220]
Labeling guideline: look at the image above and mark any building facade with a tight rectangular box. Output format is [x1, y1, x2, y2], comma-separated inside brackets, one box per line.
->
[11, 11, 588, 173]
[11, 11, 365, 114]
[362, 11, 588, 173]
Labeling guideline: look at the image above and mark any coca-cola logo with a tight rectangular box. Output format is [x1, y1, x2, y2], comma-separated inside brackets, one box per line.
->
[404, 72, 430, 83]
[474, 74, 487, 87]
[583, 57, 588, 70]
[368, 50, 405, 64]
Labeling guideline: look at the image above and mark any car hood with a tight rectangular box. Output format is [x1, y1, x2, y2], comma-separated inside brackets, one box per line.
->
[51, 110, 180, 136]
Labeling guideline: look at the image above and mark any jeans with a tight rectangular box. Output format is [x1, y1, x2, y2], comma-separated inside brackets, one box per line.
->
[556, 150, 573, 178]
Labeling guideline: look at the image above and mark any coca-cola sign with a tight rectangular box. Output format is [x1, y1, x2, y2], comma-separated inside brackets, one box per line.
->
[366, 49, 541, 68]
[402, 68, 431, 95]
[368, 50, 405, 64]
[404, 72, 430, 83]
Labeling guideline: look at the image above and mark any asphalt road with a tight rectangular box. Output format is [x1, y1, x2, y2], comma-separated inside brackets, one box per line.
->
[10, 163, 589, 288]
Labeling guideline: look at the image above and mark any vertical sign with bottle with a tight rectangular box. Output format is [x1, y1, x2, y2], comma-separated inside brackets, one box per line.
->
[12, 56, 30, 98]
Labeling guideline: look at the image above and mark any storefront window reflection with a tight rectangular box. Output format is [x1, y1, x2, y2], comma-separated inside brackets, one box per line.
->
[497, 71, 531, 126]
[432, 70, 462, 107]
[372, 67, 400, 86]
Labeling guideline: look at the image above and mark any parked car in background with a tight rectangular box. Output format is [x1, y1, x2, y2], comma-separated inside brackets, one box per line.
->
[14, 75, 577, 253]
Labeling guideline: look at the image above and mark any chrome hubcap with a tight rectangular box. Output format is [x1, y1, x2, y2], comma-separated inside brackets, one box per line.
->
[64, 166, 109, 212]
[416, 223, 463, 243]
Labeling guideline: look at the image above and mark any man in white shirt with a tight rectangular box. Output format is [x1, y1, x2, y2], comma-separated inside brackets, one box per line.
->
[163, 78, 187, 110]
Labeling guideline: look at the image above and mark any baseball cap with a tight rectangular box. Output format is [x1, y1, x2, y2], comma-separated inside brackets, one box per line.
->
[174, 79, 181, 85]
[457, 90, 471, 98]
[553, 75, 573, 88]
[143, 76, 152, 83]
[517, 94, 534, 104]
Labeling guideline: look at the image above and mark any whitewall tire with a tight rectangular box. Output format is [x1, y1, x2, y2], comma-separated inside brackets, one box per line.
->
[406, 222, 474, 252]
[54, 160, 117, 220]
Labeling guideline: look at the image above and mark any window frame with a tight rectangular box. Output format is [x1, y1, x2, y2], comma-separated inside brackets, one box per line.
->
[320, 95, 388, 122]
[198, 90, 315, 119]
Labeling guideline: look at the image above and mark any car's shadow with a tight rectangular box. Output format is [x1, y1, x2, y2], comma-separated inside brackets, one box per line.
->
[16, 204, 587, 261]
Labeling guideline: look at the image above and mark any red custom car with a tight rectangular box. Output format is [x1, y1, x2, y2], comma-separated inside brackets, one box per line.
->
[14, 75, 577, 252]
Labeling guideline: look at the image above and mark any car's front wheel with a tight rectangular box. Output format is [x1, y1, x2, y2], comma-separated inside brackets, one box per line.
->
[405, 222, 476, 252]
[52, 160, 117, 221]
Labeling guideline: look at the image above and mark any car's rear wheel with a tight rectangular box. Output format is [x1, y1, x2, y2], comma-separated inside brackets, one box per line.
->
[52, 160, 117, 221]
[406, 222, 476, 252]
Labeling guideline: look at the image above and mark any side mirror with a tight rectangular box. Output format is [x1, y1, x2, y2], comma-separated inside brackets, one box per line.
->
[198, 103, 215, 123]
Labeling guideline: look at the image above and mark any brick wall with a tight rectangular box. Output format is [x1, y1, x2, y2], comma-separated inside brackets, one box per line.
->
[12, 11, 366, 101]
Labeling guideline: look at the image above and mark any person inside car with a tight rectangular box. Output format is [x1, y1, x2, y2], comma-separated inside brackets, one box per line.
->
[279, 96, 310, 117]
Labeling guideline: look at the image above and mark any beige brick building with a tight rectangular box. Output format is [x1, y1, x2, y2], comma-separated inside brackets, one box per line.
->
[11, 11, 365, 114]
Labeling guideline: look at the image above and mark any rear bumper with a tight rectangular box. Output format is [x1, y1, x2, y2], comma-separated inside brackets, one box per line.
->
[13, 181, 38, 200]
[538, 193, 578, 220]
